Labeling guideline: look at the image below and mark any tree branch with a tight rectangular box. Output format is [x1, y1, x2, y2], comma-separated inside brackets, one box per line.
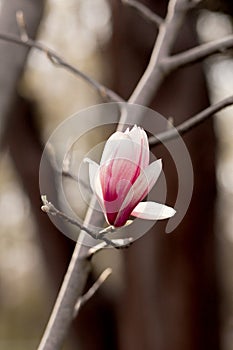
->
[73, 268, 112, 318]
[36, 1, 232, 349]
[121, 0, 163, 27]
[129, 0, 189, 105]
[0, 32, 124, 103]
[36, 1, 194, 349]
[149, 95, 233, 146]
[162, 34, 233, 72]
[41, 195, 120, 248]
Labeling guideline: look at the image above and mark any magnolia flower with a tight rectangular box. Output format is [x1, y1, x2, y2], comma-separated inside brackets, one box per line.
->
[85, 125, 176, 228]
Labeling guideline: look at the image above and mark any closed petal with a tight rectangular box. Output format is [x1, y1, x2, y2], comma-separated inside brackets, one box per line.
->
[84, 158, 104, 208]
[140, 128, 150, 169]
[84, 158, 99, 193]
[100, 132, 133, 165]
[131, 201, 176, 220]
[113, 159, 162, 227]
[128, 125, 143, 144]
[128, 126, 149, 169]
[131, 159, 162, 200]
[99, 158, 141, 203]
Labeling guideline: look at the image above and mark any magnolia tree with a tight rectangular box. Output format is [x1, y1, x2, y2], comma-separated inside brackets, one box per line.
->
[1, 0, 233, 349]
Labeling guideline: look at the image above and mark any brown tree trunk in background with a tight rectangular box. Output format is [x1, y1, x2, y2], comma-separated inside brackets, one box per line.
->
[111, 1, 220, 350]
[0, 0, 44, 144]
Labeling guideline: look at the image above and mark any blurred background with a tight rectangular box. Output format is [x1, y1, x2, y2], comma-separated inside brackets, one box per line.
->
[0, 0, 233, 349]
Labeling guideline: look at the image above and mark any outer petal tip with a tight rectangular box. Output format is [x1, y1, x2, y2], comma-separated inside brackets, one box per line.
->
[131, 201, 176, 220]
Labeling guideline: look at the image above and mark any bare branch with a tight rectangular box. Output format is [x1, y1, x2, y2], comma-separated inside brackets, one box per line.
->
[87, 242, 108, 255]
[38, 195, 132, 350]
[41, 196, 133, 250]
[73, 268, 112, 318]
[0, 32, 124, 103]
[121, 0, 163, 27]
[149, 95, 233, 146]
[37, 244, 92, 350]
[129, 0, 189, 106]
[162, 34, 233, 72]
[87, 236, 133, 257]
[41, 195, 120, 248]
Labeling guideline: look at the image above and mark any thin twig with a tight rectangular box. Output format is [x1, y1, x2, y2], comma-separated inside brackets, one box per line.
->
[87, 242, 108, 256]
[41, 195, 119, 248]
[121, 0, 163, 27]
[1, 25, 232, 105]
[162, 34, 233, 72]
[87, 237, 133, 257]
[0, 32, 123, 103]
[149, 95, 233, 146]
[73, 268, 112, 318]
[41, 196, 133, 249]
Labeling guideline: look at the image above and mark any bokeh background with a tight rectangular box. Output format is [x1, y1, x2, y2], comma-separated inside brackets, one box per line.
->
[0, 0, 233, 349]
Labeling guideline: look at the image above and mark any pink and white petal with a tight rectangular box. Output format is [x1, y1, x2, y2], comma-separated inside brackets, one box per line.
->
[84, 158, 104, 207]
[111, 158, 141, 187]
[131, 158, 163, 199]
[112, 186, 136, 227]
[84, 158, 99, 194]
[139, 128, 149, 169]
[100, 132, 133, 165]
[131, 201, 176, 220]
[94, 168, 104, 205]
[127, 126, 149, 170]
[100, 131, 123, 164]
[113, 159, 163, 226]
[128, 125, 142, 144]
